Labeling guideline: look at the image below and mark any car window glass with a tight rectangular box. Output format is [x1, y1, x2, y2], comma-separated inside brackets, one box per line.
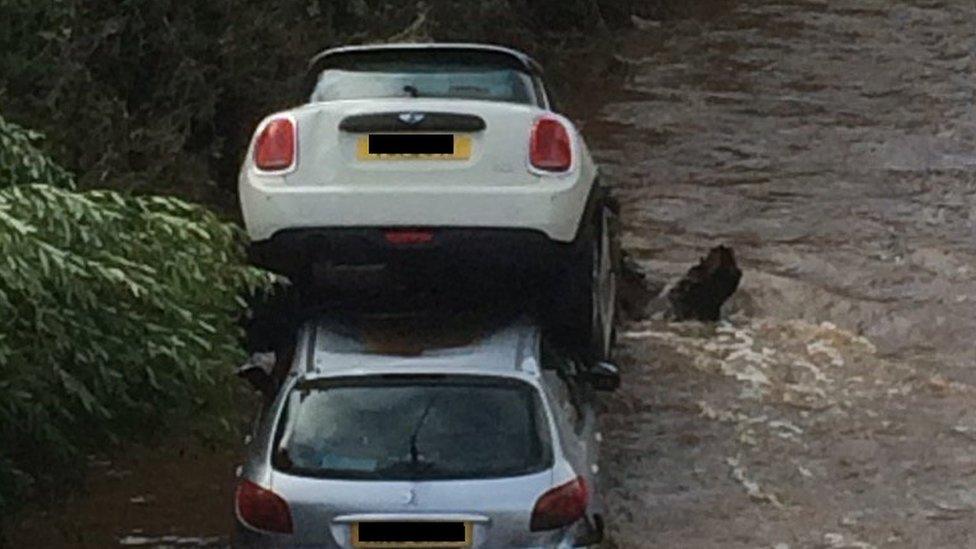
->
[311, 67, 535, 105]
[542, 369, 585, 435]
[274, 376, 552, 480]
[540, 337, 571, 374]
[540, 339, 587, 433]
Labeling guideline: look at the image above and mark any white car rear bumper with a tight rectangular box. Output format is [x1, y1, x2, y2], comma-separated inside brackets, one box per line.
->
[239, 172, 592, 244]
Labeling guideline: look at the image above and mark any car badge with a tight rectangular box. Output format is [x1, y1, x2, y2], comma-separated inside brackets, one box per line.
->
[403, 488, 418, 506]
[398, 112, 426, 125]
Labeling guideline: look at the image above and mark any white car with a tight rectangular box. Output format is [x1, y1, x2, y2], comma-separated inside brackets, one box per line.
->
[238, 43, 617, 359]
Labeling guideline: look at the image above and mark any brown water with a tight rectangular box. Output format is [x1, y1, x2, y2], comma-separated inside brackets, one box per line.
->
[592, 0, 976, 373]
[7, 1, 976, 547]
[6, 442, 237, 548]
[590, 1, 976, 547]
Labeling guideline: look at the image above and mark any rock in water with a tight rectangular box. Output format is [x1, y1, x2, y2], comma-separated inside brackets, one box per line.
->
[618, 252, 666, 321]
[667, 246, 742, 321]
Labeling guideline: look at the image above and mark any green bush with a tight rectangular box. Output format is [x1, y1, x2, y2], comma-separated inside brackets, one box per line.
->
[0, 115, 270, 515]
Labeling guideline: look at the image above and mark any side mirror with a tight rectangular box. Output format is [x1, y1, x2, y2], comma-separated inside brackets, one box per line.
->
[587, 361, 620, 392]
[236, 363, 277, 401]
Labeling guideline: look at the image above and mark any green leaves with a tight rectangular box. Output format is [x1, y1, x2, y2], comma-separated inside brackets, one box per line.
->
[0, 116, 74, 191]
[0, 114, 272, 515]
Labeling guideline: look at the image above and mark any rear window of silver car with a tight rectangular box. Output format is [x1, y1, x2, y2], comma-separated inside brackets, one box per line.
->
[273, 375, 553, 480]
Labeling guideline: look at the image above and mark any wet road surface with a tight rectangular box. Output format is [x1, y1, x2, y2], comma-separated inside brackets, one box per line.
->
[7, 1, 976, 547]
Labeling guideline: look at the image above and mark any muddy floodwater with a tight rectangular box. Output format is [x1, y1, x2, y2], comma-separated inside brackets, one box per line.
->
[593, 1, 976, 547]
[8, 1, 976, 547]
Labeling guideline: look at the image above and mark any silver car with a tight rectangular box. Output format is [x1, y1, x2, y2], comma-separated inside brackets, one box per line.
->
[233, 317, 619, 548]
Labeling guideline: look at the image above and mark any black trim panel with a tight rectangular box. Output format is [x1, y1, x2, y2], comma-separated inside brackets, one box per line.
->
[340, 112, 487, 133]
[248, 227, 575, 279]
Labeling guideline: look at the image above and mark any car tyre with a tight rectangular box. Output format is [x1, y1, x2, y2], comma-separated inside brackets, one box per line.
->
[551, 200, 618, 362]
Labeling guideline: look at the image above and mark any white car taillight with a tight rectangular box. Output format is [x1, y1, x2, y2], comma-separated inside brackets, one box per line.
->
[235, 479, 294, 534]
[529, 116, 572, 172]
[529, 476, 588, 531]
[254, 117, 296, 172]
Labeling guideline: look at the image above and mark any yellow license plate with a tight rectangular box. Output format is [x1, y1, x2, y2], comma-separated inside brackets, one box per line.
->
[357, 134, 472, 161]
[351, 521, 473, 548]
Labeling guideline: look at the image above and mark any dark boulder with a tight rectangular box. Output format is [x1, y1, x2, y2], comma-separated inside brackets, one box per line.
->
[667, 246, 742, 321]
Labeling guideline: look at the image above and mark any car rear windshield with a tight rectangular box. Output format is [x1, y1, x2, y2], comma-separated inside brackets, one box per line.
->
[310, 49, 538, 105]
[273, 375, 552, 480]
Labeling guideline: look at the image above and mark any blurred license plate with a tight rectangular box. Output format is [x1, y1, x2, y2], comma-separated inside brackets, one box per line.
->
[357, 134, 472, 160]
[352, 521, 472, 548]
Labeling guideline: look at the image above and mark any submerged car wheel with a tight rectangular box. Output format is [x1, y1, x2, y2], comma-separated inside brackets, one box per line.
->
[552, 203, 618, 362]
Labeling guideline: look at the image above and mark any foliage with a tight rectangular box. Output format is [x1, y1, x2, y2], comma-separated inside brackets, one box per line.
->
[0, 116, 270, 516]
[0, 117, 74, 192]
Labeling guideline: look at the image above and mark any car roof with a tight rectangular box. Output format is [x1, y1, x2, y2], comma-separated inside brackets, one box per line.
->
[309, 43, 545, 76]
[296, 314, 543, 381]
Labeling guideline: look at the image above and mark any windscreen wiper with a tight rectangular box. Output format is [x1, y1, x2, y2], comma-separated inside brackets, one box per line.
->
[403, 85, 420, 98]
[409, 396, 437, 466]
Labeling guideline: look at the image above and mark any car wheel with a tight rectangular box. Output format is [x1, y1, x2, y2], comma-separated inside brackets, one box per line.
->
[593, 204, 619, 360]
[553, 203, 618, 361]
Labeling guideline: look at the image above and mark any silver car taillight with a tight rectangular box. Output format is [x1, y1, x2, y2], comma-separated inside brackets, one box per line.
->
[236, 479, 294, 534]
[529, 476, 588, 531]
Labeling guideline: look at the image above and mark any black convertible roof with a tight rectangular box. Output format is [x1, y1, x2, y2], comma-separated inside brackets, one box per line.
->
[308, 43, 545, 76]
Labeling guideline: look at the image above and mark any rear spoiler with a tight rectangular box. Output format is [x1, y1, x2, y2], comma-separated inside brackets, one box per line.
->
[308, 43, 545, 77]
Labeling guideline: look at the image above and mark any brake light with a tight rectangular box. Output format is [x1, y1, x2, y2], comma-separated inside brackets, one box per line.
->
[384, 229, 434, 245]
[530, 117, 572, 172]
[235, 479, 293, 534]
[254, 117, 296, 171]
[530, 476, 588, 531]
